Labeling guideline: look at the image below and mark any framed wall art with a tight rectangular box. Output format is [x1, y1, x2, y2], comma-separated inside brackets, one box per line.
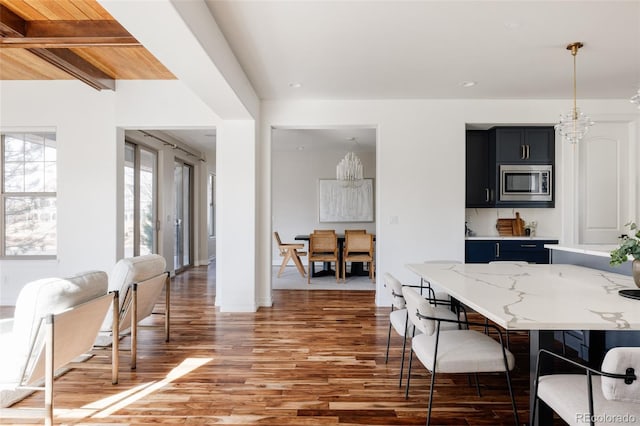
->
[318, 178, 374, 222]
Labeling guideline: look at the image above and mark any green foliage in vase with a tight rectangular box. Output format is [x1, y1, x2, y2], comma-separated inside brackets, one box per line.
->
[610, 222, 640, 266]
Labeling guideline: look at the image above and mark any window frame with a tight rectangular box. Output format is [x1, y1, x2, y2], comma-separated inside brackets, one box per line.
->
[124, 140, 158, 257]
[208, 173, 216, 238]
[0, 131, 57, 259]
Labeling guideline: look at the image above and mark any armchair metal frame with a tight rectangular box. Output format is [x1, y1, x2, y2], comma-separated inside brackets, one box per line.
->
[531, 348, 638, 426]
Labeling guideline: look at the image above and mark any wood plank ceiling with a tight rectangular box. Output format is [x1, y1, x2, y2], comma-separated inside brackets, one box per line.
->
[0, 0, 175, 90]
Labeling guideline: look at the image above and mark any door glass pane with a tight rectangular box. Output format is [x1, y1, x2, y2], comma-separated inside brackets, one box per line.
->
[124, 144, 135, 258]
[173, 161, 192, 271]
[139, 148, 156, 255]
[182, 164, 191, 266]
[174, 162, 183, 270]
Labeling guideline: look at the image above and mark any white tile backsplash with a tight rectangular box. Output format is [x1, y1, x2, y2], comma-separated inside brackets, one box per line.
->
[465, 207, 560, 239]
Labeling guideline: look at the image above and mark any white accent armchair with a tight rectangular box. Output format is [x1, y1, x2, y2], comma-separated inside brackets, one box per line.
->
[0, 271, 117, 426]
[532, 347, 640, 426]
[95, 254, 170, 370]
[384, 273, 463, 388]
[402, 286, 519, 426]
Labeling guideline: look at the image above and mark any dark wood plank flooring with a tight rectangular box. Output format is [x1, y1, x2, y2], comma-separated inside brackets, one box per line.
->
[1, 264, 538, 425]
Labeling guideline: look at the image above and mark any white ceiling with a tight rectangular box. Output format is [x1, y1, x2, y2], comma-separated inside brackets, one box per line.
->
[272, 127, 377, 152]
[205, 0, 640, 101]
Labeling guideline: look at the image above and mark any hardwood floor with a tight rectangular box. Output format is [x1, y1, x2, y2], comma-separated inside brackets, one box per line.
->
[2, 264, 534, 425]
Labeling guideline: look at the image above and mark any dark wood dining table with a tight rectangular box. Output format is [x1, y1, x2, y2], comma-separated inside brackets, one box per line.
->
[295, 234, 375, 277]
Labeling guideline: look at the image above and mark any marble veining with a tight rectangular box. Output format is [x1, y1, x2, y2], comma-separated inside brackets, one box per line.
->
[406, 262, 640, 331]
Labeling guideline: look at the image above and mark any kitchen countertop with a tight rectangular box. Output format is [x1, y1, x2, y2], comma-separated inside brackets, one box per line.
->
[406, 262, 638, 330]
[465, 236, 558, 240]
[544, 243, 621, 259]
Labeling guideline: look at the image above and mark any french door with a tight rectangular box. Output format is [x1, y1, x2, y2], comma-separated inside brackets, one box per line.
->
[174, 160, 193, 271]
[124, 142, 157, 257]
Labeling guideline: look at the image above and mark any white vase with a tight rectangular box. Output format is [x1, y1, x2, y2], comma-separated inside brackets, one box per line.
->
[633, 259, 640, 288]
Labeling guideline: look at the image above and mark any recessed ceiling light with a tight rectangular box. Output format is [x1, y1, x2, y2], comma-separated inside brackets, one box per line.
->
[345, 137, 356, 141]
[289, 82, 302, 88]
[296, 146, 305, 151]
[460, 81, 477, 88]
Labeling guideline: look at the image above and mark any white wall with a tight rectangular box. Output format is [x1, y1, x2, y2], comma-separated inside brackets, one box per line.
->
[258, 99, 640, 307]
[0, 80, 219, 304]
[271, 147, 376, 263]
[216, 120, 257, 311]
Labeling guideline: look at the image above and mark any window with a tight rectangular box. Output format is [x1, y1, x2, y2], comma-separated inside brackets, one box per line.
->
[208, 173, 215, 237]
[124, 142, 158, 257]
[1, 132, 57, 256]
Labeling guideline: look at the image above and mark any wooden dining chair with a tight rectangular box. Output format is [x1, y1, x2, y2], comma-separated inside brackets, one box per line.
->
[342, 232, 375, 282]
[307, 230, 339, 284]
[273, 232, 307, 278]
[344, 229, 366, 234]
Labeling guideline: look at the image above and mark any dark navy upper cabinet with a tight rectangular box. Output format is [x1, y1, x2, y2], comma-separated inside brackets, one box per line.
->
[465, 130, 495, 207]
[466, 126, 555, 208]
[494, 127, 554, 164]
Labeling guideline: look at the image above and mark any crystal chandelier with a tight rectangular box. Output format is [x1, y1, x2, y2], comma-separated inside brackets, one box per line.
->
[631, 89, 640, 108]
[336, 152, 363, 186]
[555, 42, 594, 144]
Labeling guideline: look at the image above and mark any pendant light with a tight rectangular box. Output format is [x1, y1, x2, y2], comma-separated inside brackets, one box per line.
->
[555, 42, 594, 144]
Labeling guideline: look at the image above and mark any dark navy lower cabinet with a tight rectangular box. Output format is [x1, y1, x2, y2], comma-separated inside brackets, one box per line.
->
[465, 239, 558, 264]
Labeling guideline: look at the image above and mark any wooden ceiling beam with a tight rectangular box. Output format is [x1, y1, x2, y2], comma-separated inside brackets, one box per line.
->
[29, 48, 115, 90]
[0, 20, 140, 47]
[0, 5, 119, 90]
[0, 5, 26, 37]
[0, 37, 139, 48]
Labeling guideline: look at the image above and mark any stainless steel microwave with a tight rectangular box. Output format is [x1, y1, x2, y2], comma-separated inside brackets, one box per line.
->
[499, 164, 552, 202]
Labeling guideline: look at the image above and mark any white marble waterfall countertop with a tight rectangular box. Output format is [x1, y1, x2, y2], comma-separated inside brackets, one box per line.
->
[406, 262, 640, 331]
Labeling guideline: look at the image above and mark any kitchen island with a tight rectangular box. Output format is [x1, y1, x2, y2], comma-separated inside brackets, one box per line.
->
[544, 243, 638, 367]
[406, 261, 640, 426]
[544, 243, 633, 275]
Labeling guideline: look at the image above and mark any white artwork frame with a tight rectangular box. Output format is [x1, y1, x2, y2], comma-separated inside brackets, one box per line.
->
[318, 179, 374, 223]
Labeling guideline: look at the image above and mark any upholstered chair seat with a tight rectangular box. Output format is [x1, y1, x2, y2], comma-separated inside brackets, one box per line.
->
[533, 347, 640, 426]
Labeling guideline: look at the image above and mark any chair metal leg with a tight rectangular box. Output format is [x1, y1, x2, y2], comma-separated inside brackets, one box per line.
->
[404, 349, 414, 399]
[426, 326, 442, 426]
[504, 368, 520, 426]
[385, 321, 392, 364]
[399, 311, 410, 388]
[426, 369, 437, 426]
[399, 330, 407, 388]
[474, 373, 481, 397]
